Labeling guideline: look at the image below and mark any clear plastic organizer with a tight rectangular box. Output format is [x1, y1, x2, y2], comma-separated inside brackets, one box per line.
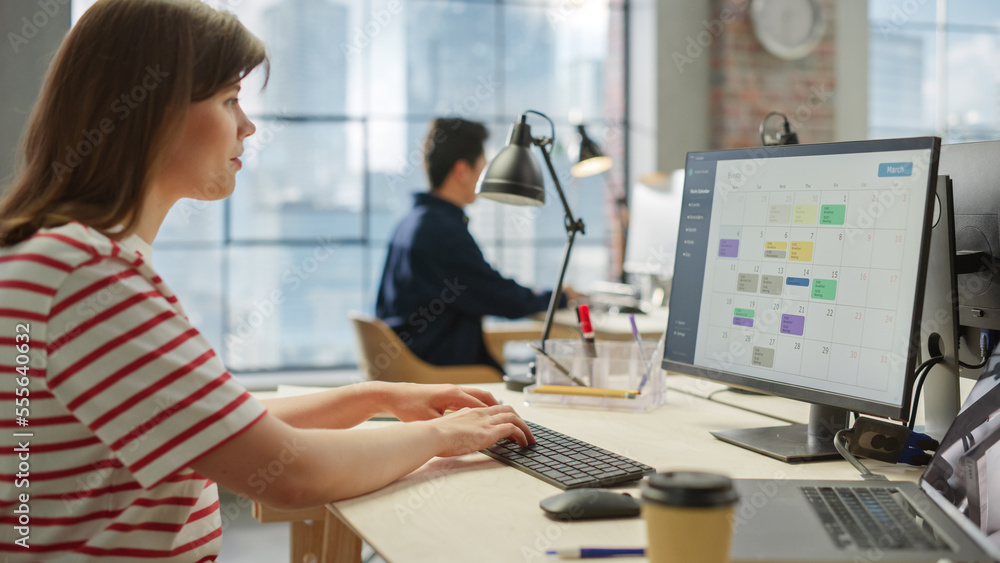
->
[524, 339, 666, 412]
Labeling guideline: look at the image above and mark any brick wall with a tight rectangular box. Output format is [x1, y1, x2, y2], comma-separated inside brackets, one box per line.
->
[710, 0, 837, 149]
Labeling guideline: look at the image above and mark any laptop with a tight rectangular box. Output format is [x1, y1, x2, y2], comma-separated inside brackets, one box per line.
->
[729, 361, 1000, 563]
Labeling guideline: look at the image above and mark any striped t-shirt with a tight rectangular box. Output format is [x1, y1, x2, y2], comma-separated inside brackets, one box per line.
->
[1, 222, 266, 561]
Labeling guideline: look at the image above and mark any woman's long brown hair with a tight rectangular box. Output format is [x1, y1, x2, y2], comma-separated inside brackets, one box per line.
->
[0, 0, 269, 246]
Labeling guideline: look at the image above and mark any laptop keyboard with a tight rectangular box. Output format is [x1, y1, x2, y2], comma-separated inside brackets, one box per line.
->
[482, 420, 655, 489]
[802, 486, 948, 551]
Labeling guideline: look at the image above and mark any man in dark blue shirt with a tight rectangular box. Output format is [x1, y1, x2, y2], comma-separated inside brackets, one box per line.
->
[376, 118, 573, 372]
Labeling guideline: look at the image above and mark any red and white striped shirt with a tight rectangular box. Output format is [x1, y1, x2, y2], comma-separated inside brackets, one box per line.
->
[1, 222, 266, 561]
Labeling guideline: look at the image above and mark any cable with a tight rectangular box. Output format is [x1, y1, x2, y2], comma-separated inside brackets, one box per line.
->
[834, 429, 887, 481]
[907, 356, 944, 430]
[666, 385, 801, 426]
[959, 355, 990, 370]
[706, 388, 728, 401]
[959, 330, 994, 369]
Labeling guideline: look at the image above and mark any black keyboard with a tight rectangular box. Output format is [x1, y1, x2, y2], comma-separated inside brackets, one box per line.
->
[802, 486, 947, 551]
[482, 420, 655, 489]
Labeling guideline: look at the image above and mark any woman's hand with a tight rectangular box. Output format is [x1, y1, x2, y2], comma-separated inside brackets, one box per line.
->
[379, 382, 501, 422]
[427, 405, 536, 457]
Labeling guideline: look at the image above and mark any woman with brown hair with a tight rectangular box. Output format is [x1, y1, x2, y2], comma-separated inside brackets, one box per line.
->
[0, 1, 532, 560]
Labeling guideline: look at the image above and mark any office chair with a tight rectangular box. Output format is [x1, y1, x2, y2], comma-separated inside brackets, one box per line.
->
[347, 311, 503, 384]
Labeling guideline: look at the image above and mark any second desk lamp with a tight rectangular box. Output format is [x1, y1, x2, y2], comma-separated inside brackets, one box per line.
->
[476, 110, 611, 389]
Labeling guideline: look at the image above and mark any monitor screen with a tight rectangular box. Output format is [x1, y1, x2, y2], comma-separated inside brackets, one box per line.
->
[662, 138, 941, 420]
[624, 169, 684, 278]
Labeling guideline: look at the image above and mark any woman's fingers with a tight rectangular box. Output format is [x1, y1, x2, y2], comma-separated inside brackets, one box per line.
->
[433, 405, 536, 456]
[444, 391, 490, 411]
[459, 387, 500, 407]
[485, 407, 535, 445]
[498, 423, 530, 447]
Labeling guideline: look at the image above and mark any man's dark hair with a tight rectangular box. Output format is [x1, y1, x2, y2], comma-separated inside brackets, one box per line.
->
[424, 118, 489, 190]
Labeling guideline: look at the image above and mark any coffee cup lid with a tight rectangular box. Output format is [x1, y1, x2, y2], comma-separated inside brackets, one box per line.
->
[640, 471, 739, 508]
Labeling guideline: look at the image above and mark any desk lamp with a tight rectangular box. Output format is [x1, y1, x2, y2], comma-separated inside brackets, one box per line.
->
[759, 111, 799, 146]
[571, 124, 613, 178]
[476, 111, 586, 374]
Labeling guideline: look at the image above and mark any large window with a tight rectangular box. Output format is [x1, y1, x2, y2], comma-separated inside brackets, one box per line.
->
[870, 0, 1000, 142]
[72, 0, 627, 371]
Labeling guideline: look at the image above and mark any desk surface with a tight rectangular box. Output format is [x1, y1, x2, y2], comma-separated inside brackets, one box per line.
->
[326, 378, 923, 563]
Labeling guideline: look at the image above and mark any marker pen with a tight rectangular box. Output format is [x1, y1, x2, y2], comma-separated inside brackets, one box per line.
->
[546, 548, 644, 559]
[577, 304, 598, 359]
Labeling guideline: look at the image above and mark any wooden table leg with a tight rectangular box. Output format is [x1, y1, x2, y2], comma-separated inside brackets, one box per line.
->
[321, 510, 362, 563]
[254, 502, 362, 563]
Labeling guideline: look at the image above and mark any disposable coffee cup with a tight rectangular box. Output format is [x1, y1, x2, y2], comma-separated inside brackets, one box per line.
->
[640, 471, 740, 563]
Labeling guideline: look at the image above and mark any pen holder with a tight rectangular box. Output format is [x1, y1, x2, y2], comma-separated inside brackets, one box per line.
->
[525, 339, 666, 412]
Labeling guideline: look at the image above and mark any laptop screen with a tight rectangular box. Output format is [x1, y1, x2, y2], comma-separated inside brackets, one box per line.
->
[922, 355, 1000, 548]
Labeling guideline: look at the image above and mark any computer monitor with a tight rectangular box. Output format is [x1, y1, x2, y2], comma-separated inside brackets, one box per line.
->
[624, 169, 684, 279]
[937, 141, 1000, 366]
[621, 170, 684, 311]
[869, 140, 1000, 441]
[662, 137, 942, 462]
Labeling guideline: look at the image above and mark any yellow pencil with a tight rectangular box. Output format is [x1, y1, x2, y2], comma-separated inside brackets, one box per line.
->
[532, 385, 639, 399]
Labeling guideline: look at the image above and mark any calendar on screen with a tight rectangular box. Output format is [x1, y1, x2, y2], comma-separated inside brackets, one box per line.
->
[685, 148, 936, 408]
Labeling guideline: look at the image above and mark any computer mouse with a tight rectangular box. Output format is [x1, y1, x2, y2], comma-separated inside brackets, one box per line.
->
[539, 489, 641, 521]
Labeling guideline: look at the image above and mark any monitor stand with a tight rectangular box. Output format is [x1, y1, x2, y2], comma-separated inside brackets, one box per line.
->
[711, 404, 848, 463]
[920, 175, 961, 440]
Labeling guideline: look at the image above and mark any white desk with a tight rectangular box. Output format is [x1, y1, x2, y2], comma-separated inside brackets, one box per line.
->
[315, 377, 922, 563]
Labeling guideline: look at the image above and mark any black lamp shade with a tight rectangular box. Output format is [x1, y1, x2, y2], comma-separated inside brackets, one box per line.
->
[571, 124, 612, 178]
[473, 110, 584, 350]
[476, 120, 546, 206]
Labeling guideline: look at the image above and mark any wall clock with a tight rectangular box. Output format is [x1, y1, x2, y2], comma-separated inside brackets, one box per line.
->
[750, 0, 827, 60]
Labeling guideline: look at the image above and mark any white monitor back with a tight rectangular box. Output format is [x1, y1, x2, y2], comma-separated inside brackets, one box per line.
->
[623, 169, 685, 278]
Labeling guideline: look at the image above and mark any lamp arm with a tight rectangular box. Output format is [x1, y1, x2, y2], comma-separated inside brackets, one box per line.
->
[535, 137, 586, 346]
[541, 230, 578, 344]
[534, 137, 585, 237]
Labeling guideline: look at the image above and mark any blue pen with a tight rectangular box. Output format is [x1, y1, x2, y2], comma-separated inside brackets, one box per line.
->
[629, 314, 652, 393]
[546, 547, 645, 559]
